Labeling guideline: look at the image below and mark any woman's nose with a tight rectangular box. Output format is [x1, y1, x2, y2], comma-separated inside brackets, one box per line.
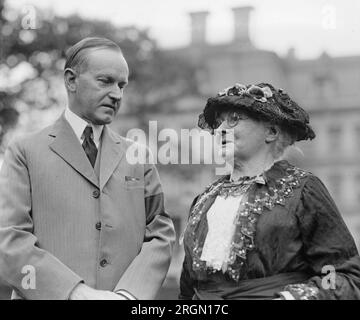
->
[217, 120, 230, 131]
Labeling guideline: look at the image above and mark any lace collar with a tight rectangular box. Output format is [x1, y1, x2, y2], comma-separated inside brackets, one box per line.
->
[229, 160, 276, 184]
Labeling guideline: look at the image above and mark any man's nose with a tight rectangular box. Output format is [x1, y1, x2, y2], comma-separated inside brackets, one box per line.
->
[109, 86, 123, 101]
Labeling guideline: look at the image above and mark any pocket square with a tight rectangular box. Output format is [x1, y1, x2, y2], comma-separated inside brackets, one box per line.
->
[125, 176, 140, 182]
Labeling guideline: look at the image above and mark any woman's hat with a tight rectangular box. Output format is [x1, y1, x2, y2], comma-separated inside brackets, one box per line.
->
[198, 82, 315, 141]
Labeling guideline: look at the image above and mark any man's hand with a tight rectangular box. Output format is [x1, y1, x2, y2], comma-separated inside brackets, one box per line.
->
[69, 283, 127, 300]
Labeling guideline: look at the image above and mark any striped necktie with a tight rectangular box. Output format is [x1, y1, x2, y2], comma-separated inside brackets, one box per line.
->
[82, 125, 98, 167]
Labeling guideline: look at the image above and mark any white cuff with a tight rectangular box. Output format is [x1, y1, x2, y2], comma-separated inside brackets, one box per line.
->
[279, 291, 296, 300]
[116, 289, 137, 300]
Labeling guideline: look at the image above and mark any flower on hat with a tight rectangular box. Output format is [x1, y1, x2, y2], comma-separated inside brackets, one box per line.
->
[218, 83, 247, 97]
[261, 86, 273, 98]
[199, 82, 315, 141]
[218, 84, 273, 102]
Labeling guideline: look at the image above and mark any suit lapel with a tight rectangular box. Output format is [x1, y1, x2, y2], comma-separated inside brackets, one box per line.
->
[99, 126, 124, 191]
[49, 114, 99, 188]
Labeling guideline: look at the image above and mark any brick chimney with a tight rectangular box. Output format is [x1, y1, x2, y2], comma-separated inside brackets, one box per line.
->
[189, 11, 209, 45]
[232, 6, 253, 44]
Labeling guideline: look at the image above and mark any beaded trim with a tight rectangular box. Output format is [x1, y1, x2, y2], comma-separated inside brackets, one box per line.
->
[184, 164, 308, 281]
[283, 283, 319, 300]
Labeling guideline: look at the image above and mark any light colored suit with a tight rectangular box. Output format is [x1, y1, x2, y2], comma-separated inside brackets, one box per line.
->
[0, 114, 175, 299]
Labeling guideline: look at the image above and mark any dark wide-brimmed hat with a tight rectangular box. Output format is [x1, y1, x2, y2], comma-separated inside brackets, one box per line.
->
[198, 82, 315, 142]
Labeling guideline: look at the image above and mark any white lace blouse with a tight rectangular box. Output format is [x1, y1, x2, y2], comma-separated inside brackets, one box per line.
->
[200, 193, 246, 272]
[199, 173, 266, 273]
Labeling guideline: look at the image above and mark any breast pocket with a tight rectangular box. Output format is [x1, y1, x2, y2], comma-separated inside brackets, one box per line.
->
[112, 166, 144, 190]
[122, 175, 144, 190]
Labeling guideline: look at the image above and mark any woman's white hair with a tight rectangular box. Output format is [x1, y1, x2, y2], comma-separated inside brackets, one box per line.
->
[272, 127, 296, 159]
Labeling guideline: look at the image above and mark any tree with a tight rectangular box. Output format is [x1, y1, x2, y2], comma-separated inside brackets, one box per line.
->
[0, 0, 199, 146]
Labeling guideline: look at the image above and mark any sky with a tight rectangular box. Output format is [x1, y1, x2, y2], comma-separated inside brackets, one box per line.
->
[8, 0, 360, 59]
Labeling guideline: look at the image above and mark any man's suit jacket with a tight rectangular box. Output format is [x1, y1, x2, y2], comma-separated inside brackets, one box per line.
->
[0, 115, 175, 299]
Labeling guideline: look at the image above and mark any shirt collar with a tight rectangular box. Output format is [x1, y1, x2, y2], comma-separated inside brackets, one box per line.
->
[64, 107, 104, 146]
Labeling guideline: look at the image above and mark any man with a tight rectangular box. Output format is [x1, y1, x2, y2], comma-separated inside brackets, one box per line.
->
[0, 37, 175, 300]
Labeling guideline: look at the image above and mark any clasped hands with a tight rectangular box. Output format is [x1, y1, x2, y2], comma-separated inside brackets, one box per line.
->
[69, 283, 127, 300]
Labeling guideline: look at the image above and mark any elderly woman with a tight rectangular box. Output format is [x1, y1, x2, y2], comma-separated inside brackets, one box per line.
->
[179, 83, 360, 300]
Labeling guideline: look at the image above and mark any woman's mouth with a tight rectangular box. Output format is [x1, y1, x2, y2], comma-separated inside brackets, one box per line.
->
[221, 140, 234, 146]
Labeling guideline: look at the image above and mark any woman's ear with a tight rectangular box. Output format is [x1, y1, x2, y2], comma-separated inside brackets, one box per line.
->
[265, 125, 279, 143]
[64, 68, 78, 92]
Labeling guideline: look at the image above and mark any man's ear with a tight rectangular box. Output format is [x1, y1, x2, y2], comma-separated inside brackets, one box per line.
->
[265, 125, 279, 143]
[64, 68, 78, 92]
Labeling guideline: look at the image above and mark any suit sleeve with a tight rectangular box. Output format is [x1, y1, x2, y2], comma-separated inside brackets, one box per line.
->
[279, 175, 360, 300]
[0, 140, 83, 300]
[114, 148, 175, 299]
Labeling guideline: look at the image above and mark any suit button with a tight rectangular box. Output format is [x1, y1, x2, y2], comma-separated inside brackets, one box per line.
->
[95, 222, 101, 231]
[92, 190, 100, 198]
[100, 259, 108, 267]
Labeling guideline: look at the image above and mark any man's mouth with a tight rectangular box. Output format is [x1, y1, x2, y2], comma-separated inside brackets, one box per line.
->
[101, 104, 116, 110]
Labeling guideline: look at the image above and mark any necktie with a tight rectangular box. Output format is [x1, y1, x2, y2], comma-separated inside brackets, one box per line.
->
[82, 125, 98, 167]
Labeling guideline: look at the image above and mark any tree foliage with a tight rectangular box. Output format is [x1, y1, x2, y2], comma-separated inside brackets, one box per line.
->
[0, 0, 198, 145]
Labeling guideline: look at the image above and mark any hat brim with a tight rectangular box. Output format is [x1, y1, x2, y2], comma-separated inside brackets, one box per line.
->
[199, 95, 316, 142]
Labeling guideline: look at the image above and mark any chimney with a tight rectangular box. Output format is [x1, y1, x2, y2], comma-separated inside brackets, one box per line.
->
[189, 11, 209, 45]
[287, 47, 296, 60]
[232, 6, 253, 44]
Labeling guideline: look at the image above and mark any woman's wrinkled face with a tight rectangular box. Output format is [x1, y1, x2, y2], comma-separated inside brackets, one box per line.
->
[215, 111, 268, 162]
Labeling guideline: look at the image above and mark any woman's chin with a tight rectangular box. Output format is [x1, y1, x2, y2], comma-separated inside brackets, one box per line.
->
[218, 146, 235, 162]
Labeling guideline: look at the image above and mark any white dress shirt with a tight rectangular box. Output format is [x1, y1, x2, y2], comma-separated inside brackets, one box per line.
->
[64, 108, 104, 149]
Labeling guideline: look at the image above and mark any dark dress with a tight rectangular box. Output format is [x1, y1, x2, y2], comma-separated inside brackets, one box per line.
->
[179, 160, 360, 300]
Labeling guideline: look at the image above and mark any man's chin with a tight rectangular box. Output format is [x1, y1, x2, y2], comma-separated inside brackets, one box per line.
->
[93, 114, 115, 125]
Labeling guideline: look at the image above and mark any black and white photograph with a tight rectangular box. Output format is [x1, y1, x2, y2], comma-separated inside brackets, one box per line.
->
[0, 0, 360, 305]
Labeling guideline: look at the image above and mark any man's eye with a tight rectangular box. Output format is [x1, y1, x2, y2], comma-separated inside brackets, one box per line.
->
[98, 78, 110, 84]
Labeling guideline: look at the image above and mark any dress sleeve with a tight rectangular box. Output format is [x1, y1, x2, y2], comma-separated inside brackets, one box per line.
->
[179, 254, 196, 300]
[281, 175, 360, 300]
[179, 195, 200, 300]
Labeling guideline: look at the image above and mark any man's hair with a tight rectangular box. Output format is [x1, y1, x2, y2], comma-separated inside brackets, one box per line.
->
[64, 37, 122, 72]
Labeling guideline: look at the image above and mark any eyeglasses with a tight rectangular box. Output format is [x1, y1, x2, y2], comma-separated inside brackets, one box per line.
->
[214, 111, 249, 129]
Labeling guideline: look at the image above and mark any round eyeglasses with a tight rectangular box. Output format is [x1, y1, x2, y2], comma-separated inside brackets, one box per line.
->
[214, 111, 249, 129]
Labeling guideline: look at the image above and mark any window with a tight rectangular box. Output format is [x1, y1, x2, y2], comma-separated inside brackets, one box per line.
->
[327, 124, 342, 151]
[355, 126, 360, 153]
[327, 173, 343, 203]
[355, 173, 360, 205]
